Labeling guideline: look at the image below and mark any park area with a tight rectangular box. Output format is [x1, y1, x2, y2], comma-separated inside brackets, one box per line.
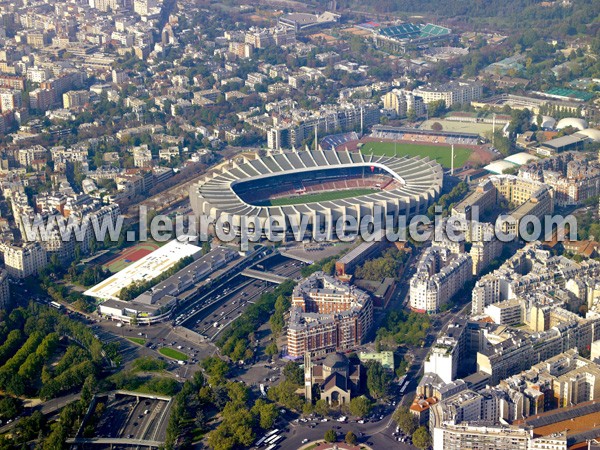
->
[360, 141, 472, 168]
[102, 242, 160, 273]
[159, 348, 189, 361]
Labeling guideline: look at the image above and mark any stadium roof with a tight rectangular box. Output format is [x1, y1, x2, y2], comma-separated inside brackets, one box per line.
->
[191, 150, 443, 227]
[372, 125, 479, 140]
[545, 87, 594, 102]
[376, 23, 450, 41]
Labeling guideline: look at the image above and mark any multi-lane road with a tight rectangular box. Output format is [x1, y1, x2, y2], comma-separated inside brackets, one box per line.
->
[89, 254, 303, 380]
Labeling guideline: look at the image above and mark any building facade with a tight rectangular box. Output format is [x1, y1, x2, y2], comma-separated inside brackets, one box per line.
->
[287, 272, 374, 357]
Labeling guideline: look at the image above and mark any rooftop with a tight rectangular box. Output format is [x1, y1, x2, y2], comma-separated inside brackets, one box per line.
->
[84, 238, 202, 301]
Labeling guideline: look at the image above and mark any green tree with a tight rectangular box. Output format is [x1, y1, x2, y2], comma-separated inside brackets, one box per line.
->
[324, 429, 337, 443]
[0, 396, 22, 420]
[393, 407, 418, 435]
[427, 100, 446, 118]
[366, 361, 391, 399]
[251, 399, 279, 430]
[349, 396, 372, 418]
[315, 398, 330, 417]
[413, 426, 432, 449]
[202, 356, 230, 384]
[345, 431, 357, 445]
[282, 362, 303, 385]
[226, 382, 249, 405]
[265, 342, 278, 357]
[267, 380, 303, 411]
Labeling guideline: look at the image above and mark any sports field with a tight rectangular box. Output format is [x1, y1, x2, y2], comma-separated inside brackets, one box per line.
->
[103, 242, 160, 273]
[260, 188, 378, 206]
[361, 142, 472, 168]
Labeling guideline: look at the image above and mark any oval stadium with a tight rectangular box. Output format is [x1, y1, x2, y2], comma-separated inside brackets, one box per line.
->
[189, 150, 443, 236]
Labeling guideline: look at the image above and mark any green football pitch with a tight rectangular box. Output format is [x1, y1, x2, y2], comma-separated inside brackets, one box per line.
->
[260, 188, 378, 206]
[360, 142, 472, 168]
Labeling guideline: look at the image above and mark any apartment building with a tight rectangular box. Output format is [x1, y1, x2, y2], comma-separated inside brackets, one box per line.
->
[244, 27, 296, 48]
[287, 272, 373, 357]
[410, 246, 473, 314]
[519, 152, 600, 207]
[63, 90, 91, 109]
[0, 242, 47, 278]
[453, 175, 554, 238]
[133, 145, 153, 168]
[0, 269, 10, 308]
[228, 41, 253, 58]
[433, 423, 566, 450]
[484, 299, 523, 325]
[413, 80, 483, 108]
[267, 103, 380, 149]
[382, 88, 426, 118]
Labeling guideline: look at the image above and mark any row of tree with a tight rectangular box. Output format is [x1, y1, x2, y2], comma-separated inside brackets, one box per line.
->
[216, 280, 296, 361]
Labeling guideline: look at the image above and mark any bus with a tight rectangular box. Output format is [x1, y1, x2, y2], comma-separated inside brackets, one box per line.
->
[257, 429, 279, 446]
[400, 382, 409, 395]
[264, 434, 280, 445]
[49, 301, 63, 310]
[270, 436, 283, 445]
[264, 429, 279, 439]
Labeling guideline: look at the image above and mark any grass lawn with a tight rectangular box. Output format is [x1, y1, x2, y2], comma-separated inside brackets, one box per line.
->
[159, 347, 189, 361]
[260, 188, 378, 206]
[127, 337, 146, 346]
[361, 141, 472, 168]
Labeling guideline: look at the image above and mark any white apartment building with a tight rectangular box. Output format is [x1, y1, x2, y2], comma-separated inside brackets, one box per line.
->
[26, 66, 51, 83]
[382, 89, 426, 118]
[410, 247, 473, 314]
[0, 242, 47, 278]
[424, 338, 460, 383]
[413, 80, 483, 108]
[484, 298, 523, 325]
[0, 89, 22, 112]
[433, 423, 566, 450]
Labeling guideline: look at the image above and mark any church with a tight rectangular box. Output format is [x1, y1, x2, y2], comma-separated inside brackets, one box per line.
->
[304, 352, 362, 406]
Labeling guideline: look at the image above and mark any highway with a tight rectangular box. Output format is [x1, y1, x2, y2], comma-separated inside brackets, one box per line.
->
[181, 256, 303, 341]
[0, 392, 82, 434]
[87, 254, 303, 381]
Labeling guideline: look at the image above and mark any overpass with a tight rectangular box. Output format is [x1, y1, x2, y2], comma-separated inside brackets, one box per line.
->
[66, 437, 163, 448]
[241, 269, 288, 284]
[279, 250, 314, 264]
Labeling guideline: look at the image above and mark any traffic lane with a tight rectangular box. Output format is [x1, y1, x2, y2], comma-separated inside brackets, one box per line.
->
[201, 282, 267, 339]
[121, 399, 159, 439]
[196, 261, 302, 340]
